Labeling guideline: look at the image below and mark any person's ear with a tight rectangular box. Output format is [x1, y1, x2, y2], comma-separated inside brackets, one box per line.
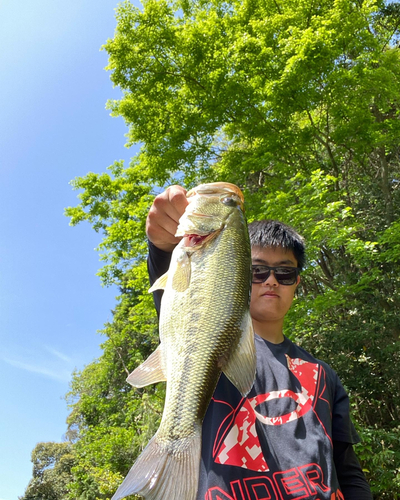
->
[294, 275, 301, 296]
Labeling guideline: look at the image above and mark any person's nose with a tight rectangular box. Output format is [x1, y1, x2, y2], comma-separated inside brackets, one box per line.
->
[261, 270, 279, 287]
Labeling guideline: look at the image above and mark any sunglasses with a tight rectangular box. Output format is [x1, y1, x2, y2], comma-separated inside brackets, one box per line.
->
[252, 265, 300, 286]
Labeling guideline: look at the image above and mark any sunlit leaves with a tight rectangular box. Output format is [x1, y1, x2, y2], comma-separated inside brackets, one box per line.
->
[46, 0, 400, 497]
[21, 442, 75, 500]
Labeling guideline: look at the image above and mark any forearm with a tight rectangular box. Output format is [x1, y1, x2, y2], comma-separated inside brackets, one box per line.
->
[147, 240, 172, 316]
[333, 441, 372, 499]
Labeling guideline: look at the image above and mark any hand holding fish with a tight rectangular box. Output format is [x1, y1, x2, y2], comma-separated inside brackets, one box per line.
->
[146, 185, 188, 252]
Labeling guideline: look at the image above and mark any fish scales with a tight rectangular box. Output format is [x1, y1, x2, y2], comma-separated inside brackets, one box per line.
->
[112, 182, 256, 500]
[159, 225, 250, 441]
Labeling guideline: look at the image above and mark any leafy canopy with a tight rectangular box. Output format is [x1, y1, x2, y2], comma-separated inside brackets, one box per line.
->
[22, 0, 400, 497]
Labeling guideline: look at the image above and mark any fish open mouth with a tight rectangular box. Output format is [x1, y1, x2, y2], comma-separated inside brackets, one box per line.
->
[183, 232, 216, 248]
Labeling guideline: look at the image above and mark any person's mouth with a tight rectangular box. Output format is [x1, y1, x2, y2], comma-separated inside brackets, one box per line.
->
[262, 291, 279, 297]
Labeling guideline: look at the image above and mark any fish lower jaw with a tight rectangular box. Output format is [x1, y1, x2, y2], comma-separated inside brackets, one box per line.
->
[182, 234, 209, 247]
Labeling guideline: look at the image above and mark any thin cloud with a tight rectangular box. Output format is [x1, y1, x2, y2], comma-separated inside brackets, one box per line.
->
[44, 345, 73, 363]
[1, 345, 75, 383]
[2, 357, 71, 383]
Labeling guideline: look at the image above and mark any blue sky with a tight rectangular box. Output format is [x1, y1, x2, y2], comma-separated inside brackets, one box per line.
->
[0, 1, 141, 498]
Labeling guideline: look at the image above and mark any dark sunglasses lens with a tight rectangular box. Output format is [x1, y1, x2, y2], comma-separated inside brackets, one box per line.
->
[252, 266, 298, 285]
[252, 269, 270, 283]
[275, 268, 297, 285]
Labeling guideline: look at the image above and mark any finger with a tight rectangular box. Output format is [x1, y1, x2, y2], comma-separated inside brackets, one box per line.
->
[146, 186, 189, 251]
[150, 186, 188, 233]
[150, 221, 181, 244]
[147, 204, 181, 241]
[165, 185, 188, 221]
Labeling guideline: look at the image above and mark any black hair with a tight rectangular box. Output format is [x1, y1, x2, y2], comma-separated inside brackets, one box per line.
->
[248, 219, 306, 271]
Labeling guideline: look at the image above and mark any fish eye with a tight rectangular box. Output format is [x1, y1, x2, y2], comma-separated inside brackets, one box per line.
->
[220, 196, 238, 207]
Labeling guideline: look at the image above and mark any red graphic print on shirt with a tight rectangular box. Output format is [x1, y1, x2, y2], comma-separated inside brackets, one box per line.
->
[213, 356, 329, 472]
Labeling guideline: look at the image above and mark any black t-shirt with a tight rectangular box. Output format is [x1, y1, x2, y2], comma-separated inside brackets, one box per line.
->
[147, 242, 372, 499]
[199, 335, 361, 499]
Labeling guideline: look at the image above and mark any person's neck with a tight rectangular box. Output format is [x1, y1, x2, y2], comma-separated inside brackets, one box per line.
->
[253, 319, 285, 344]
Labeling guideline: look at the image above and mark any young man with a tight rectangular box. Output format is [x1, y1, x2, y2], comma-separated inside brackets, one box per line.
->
[146, 185, 372, 499]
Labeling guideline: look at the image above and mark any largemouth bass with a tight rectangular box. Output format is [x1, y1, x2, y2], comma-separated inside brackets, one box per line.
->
[112, 182, 256, 500]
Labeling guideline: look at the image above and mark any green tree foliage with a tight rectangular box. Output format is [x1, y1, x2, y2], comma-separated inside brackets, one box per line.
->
[24, 0, 400, 497]
[20, 442, 74, 500]
[64, 265, 164, 499]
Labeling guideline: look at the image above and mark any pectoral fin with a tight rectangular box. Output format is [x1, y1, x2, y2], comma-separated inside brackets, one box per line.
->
[148, 251, 191, 294]
[171, 251, 191, 292]
[222, 312, 256, 397]
[127, 345, 167, 388]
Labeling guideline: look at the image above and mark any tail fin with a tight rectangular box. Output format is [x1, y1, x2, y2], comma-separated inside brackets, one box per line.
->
[111, 432, 201, 500]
